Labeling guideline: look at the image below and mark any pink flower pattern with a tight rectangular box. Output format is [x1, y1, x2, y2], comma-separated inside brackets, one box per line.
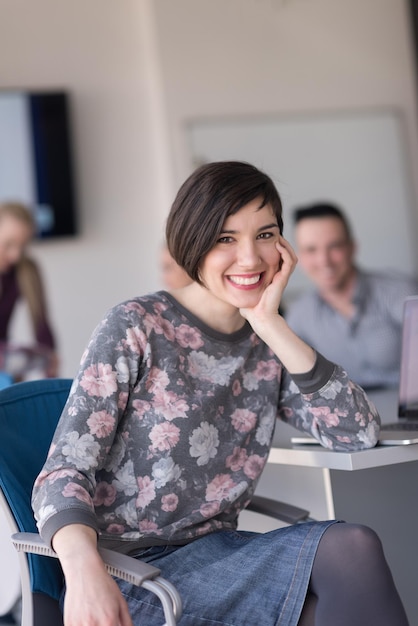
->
[161, 493, 179, 512]
[62, 482, 92, 505]
[226, 447, 248, 471]
[118, 391, 129, 410]
[146, 367, 170, 393]
[232, 380, 242, 396]
[255, 359, 280, 381]
[231, 408, 257, 433]
[153, 389, 189, 420]
[206, 474, 237, 502]
[243, 454, 265, 480]
[149, 422, 180, 452]
[310, 406, 345, 428]
[139, 519, 161, 533]
[87, 410, 115, 438]
[132, 399, 151, 418]
[136, 475, 156, 509]
[175, 324, 204, 349]
[153, 316, 176, 341]
[93, 481, 117, 506]
[33, 291, 380, 548]
[106, 523, 125, 534]
[80, 363, 117, 398]
[124, 326, 147, 354]
[200, 501, 220, 518]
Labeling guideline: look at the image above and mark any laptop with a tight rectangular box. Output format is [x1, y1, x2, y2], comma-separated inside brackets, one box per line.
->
[291, 295, 418, 447]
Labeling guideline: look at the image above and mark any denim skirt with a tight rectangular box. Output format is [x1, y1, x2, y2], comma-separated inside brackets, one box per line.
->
[116, 519, 337, 626]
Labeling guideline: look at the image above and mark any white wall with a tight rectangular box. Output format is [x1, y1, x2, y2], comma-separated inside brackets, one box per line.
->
[154, 0, 418, 191]
[1, 0, 418, 376]
[0, 0, 170, 376]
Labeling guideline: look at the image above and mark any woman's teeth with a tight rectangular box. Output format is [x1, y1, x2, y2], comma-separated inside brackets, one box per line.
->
[229, 274, 261, 285]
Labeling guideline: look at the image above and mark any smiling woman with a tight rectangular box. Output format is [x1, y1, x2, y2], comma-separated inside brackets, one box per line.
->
[32, 161, 407, 626]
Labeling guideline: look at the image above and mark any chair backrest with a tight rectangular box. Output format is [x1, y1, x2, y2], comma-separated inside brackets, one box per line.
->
[0, 371, 13, 389]
[0, 378, 72, 602]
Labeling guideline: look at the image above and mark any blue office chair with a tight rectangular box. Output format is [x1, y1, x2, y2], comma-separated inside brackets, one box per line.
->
[0, 378, 310, 626]
[0, 372, 13, 390]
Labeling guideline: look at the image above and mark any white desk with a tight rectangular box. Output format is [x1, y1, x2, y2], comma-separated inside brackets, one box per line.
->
[268, 440, 418, 470]
[255, 433, 418, 625]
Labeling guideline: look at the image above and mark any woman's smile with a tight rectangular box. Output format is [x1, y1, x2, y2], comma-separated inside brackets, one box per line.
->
[227, 272, 265, 288]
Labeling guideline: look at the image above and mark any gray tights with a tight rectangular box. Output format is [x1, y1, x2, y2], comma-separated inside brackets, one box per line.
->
[298, 523, 409, 626]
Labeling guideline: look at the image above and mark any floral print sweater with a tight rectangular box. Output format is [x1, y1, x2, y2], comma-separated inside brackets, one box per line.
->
[32, 291, 380, 553]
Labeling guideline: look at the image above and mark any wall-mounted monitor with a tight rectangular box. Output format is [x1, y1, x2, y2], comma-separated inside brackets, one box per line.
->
[0, 89, 78, 238]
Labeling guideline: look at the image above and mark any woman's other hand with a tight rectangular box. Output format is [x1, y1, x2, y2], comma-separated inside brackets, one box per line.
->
[52, 524, 133, 626]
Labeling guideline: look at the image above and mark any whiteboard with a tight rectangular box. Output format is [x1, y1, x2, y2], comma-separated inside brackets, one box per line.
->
[186, 110, 418, 297]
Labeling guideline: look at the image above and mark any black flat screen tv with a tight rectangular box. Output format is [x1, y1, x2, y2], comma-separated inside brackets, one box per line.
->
[0, 89, 78, 238]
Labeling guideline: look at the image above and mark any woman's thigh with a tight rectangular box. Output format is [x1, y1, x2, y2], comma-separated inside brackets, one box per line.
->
[117, 521, 336, 626]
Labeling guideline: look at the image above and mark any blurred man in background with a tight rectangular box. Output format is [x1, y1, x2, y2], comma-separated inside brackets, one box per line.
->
[285, 202, 418, 389]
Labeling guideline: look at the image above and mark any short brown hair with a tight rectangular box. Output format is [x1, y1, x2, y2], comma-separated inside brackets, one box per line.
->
[166, 161, 283, 284]
[293, 202, 353, 241]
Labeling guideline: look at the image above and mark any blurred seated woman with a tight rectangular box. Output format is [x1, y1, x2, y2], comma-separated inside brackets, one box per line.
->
[0, 201, 58, 382]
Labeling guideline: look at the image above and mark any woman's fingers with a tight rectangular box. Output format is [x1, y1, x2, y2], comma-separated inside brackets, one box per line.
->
[276, 236, 298, 276]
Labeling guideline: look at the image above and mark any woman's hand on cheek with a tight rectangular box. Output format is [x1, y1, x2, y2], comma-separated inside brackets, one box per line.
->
[274, 236, 298, 287]
[239, 237, 297, 332]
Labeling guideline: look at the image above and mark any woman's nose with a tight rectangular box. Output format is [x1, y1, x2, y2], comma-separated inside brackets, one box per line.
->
[236, 241, 260, 267]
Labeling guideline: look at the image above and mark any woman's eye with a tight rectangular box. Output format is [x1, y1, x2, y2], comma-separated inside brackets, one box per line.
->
[257, 232, 274, 240]
[217, 236, 233, 244]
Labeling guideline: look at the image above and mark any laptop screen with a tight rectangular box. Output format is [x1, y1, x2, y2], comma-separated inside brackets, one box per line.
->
[398, 296, 418, 417]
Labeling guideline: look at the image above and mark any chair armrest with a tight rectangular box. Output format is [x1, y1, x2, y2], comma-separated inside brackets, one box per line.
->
[247, 495, 311, 524]
[12, 531, 57, 558]
[12, 532, 182, 626]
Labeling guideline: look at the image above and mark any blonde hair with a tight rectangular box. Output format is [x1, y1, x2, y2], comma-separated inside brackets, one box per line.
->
[0, 201, 36, 232]
[0, 202, 44, 329]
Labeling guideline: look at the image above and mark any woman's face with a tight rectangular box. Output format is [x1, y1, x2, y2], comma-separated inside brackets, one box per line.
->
[199, 198, 281, 310]
[0, 215, 33, 272]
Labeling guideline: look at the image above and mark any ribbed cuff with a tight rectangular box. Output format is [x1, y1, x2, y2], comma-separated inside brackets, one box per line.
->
[39, 508, 99, 549]
[290, 351, 336, 394]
